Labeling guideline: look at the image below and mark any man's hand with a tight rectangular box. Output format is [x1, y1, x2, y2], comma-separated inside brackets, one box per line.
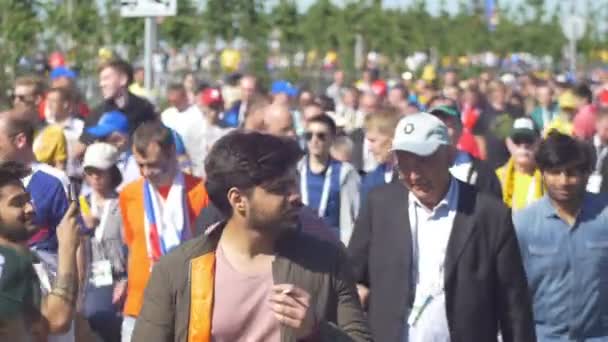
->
[356, 284, 370, 309]
[113, 279, 128, 305]
[56, 202, 81, 253]
[269, 284, 317, 338]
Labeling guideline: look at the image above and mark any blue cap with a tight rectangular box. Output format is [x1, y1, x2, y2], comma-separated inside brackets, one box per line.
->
[271, 80, 298, 97]
[86, 111, 129, 138]
[50, 66, 76, 80]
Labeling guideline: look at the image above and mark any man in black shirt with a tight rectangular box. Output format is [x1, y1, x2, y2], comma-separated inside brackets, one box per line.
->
[474, 81, 523, 170]
[79, 60, 156, 147]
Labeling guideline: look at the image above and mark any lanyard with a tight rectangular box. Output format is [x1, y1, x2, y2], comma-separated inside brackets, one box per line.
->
[301, 159, 333, 218]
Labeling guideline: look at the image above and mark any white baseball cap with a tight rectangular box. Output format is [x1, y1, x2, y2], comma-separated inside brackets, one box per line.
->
[83, 143, 119, 170]
[391, 112, 451, 156]
[510, 117, 539, 139]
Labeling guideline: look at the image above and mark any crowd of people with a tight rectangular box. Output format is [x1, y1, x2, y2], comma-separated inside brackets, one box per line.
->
[1, 55, 608, 342]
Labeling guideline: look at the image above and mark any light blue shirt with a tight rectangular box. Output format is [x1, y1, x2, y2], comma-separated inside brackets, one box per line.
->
[514, 193, 608, 341]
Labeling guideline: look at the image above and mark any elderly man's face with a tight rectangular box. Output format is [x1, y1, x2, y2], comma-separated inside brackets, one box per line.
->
[395, 146, 452, 208]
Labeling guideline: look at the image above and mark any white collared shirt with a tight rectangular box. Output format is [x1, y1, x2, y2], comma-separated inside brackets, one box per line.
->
[587, 135, 608, 193]
[406, 178, 459, 342]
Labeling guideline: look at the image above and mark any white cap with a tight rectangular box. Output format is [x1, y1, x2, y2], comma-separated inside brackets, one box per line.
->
[83, 143, 119, 170]
[392, 112, 450, 156]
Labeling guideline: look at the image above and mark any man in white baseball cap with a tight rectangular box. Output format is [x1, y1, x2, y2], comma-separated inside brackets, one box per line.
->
[349, 112, 535, 341]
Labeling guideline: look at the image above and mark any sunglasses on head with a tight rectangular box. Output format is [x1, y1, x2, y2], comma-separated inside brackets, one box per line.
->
[304, 131, 328, 141]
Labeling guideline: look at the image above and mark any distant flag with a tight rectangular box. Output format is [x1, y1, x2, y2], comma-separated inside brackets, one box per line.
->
[485, 0, 499, 32]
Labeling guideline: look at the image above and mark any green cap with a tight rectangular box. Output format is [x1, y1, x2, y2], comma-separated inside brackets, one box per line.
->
[429, 105, 461, 119]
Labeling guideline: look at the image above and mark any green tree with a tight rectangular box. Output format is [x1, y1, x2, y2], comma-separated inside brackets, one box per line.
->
[160, 0, 203, 47]
[0, 0, 41, 104]
[42, 0, 105, 73]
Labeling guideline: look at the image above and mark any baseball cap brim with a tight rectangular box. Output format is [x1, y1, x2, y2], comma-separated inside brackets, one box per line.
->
[86, 124, 116, 138]
[511, 129, 538, 140]
[429, 106, 460, 119]
[392, 140, 442, 157]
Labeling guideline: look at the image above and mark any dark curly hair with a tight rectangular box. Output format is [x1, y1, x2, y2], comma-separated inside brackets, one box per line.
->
[204, 130, 304, 216]
[0, 161, 30, 191]
[535, 131, 594, 174]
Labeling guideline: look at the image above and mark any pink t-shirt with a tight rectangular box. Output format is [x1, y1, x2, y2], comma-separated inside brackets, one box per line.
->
[573, 104, 598, 140]
[211, 246, 280, 342]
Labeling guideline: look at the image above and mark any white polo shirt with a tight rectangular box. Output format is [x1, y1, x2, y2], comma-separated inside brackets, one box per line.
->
[406, 178, 459, 342]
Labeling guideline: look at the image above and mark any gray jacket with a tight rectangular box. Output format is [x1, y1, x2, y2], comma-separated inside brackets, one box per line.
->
[297, 159, 361, 245]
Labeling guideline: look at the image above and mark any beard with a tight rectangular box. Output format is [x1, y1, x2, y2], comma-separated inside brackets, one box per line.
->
[247, 205, 301, 235]
[0, 224, 37, 243]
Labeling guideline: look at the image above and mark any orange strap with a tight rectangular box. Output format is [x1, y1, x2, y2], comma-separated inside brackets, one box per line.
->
[188, 253, 215, 342]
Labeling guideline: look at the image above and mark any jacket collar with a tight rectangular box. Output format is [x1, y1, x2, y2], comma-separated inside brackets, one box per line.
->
[444, 181, 477, 281]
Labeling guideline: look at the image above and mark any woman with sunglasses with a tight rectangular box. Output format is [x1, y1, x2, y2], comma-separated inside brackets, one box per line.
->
[298, 114, 361, 245]
[496, 117, 544, 211]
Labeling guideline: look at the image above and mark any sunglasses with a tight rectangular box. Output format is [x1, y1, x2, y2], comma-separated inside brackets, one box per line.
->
[512, 136, 537, 146]
[11, 94, 35, 103]
[304, 131, 328, 142]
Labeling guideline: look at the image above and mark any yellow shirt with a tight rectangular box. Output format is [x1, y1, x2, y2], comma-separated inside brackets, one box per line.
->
[544, 115, 573, 137]
[129, 83, 154, 101]
[33, 124, 67, 167]
[496, 166, 539, 211]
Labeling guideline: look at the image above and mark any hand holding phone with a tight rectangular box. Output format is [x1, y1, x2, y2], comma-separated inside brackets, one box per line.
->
[68, 183, 78, 203]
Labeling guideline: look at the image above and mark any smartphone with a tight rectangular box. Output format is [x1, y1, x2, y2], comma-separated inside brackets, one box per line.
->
[68, 183, 78, 202]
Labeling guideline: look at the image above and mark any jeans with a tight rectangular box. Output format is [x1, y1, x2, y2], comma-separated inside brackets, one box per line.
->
[121, 316, 136, 342]
[84, 284, 122, 341]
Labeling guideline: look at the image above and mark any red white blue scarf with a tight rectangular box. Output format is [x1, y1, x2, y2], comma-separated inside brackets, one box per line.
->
[143, 172, 191, 264]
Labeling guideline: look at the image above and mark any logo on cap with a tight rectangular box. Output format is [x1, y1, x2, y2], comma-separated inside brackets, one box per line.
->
[404, 123, 415, 134]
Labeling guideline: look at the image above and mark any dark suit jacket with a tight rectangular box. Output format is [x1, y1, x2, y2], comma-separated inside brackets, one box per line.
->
[348, 180, 535, 342]
[469, 156, 503, 199]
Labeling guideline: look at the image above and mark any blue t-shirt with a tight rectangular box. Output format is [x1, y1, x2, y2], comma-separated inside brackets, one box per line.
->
[221, 101, 241, 128]
[306, 159, 342, 229]
[25, 165, 70, 253]
[170, 129, 186, 154]
[361, 163, 392, 205]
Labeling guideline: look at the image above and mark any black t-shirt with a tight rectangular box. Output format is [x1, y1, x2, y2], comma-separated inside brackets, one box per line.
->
[474, 104, 522, 171]
[79, 92, 157, 144]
